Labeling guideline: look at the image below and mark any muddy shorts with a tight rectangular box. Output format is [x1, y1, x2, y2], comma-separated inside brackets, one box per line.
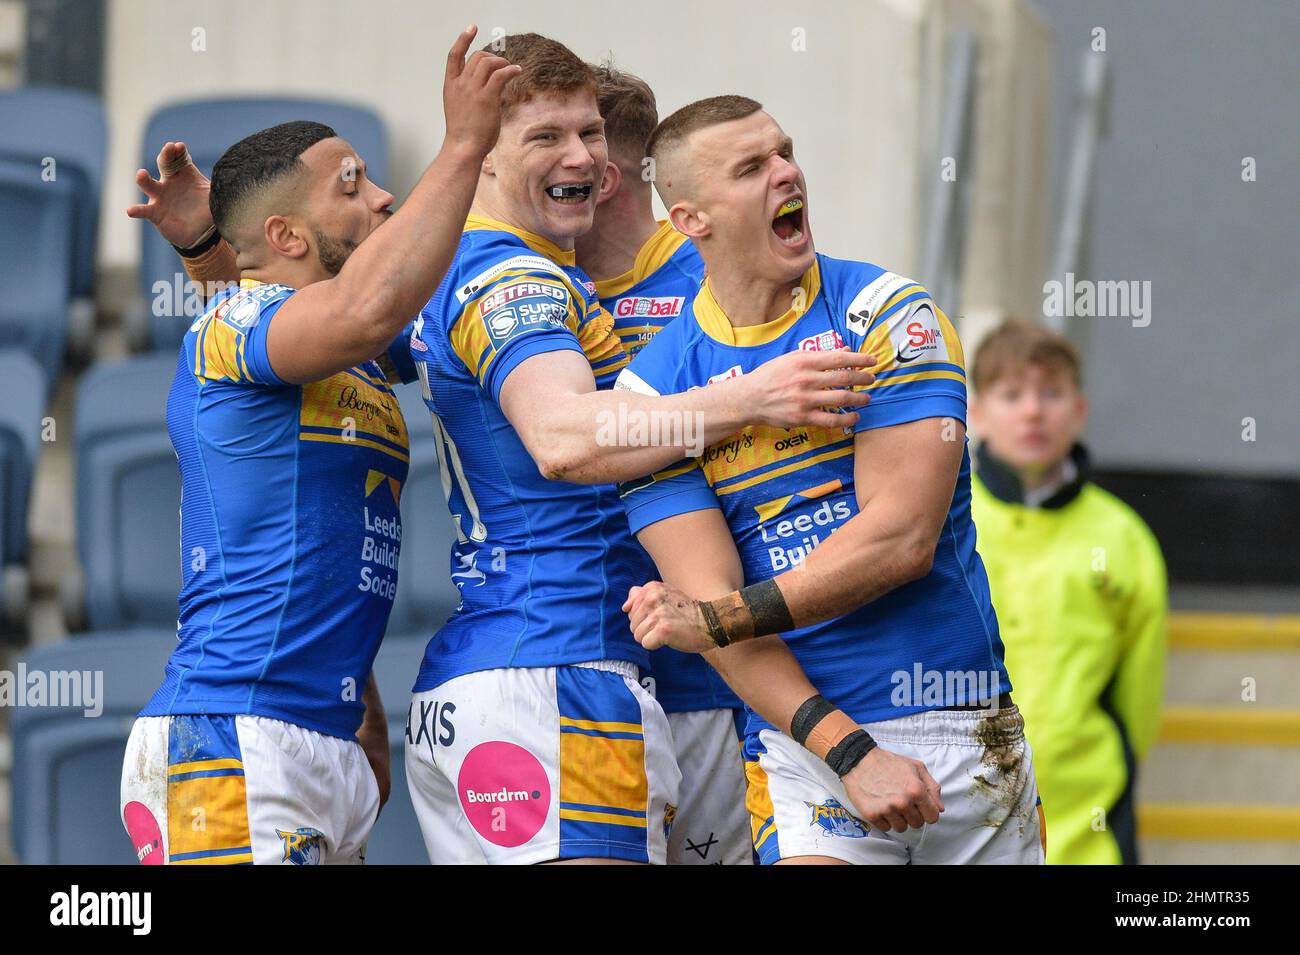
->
[744, 704, 1045, 864]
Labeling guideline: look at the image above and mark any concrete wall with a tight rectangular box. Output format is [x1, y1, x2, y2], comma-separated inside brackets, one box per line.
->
[1035, 0, 1299, 476]
[98, 0, 1054, 312]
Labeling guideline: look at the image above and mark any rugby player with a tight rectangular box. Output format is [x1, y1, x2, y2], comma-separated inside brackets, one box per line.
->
[573, 65, 750, 865]
[620, 96, 1045, 864]
[403, 35, 877, 865]
[119, 27, 520, 865]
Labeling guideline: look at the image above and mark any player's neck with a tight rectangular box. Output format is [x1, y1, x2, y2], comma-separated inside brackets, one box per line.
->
[574, 197, 658, 280]
[470, 193, 574, 252]
[707, 268, 801, 328]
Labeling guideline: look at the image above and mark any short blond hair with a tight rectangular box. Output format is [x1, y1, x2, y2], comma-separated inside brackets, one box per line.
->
[972, 319, 1083, 391]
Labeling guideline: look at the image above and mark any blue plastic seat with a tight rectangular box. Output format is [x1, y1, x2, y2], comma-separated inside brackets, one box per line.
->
[10, 628, 177, 864]
[0, 157, 76, 382]
[0, 349, 46, 575]
[137, 97, 390, 351]
[74, 353, 181, 630]
[386, 381, 463, 639]
[0, 85, 107, 302]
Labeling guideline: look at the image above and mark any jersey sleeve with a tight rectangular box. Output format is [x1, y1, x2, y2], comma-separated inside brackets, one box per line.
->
[448, 267, 587, 402]
[581, 303, 632, 390]
[613, 360, 720, 534]
[838, 272, 967, 433]
[191, 283, 294, 386]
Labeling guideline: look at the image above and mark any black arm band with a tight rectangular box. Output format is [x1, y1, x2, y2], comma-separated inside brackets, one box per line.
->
[738, 578, 795, 637]
[173, 225, 222, 258]
[789, 694, 836, 747]
[697, 599, 730, 648]
[826, 729, 878, 777]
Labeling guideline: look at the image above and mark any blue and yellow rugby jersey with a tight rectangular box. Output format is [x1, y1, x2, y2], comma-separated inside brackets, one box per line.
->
[141, 279, 410, 739]
[616, 255, 1009, 732]
[408, 213, 653, 690]
[593, 220, 737, 715]
[595, 219, 704, 359]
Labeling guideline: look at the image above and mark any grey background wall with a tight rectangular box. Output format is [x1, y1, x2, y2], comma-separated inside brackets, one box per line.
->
[1036, 0, 1299, 477]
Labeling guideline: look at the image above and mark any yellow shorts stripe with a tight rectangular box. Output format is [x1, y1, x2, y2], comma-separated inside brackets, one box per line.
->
[560, 731, 648, 816]
[558, 808, 649, 828]
[167, 772, 252, 862]
[558, 717, 644, 736]
[168, 758, 243, 776]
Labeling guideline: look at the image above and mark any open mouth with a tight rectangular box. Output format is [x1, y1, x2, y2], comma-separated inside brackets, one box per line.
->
[771, 196, 806, 245]
[545, 182, 592, 204]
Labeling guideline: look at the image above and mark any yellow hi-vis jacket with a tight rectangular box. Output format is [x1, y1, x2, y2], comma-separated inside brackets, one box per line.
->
[971, 443, 1167, 865]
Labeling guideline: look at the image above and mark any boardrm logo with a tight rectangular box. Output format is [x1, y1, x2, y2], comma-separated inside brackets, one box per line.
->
[464, 786, 539, 804]
[50, 885, 151, 935]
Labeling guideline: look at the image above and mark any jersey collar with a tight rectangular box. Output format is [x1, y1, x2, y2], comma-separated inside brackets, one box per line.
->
[592, 220, 691, 300]
[975, 441, 1090, 510]
[465, 212, 575, 265]
[692, 258, 821, 347]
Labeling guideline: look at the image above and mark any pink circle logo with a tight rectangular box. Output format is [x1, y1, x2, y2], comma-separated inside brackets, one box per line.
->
[457, 741, 551, 848]
[123, 801, 164, 865]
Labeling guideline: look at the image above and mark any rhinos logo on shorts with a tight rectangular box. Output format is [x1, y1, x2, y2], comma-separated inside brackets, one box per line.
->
[277, 826, 325, 864]
[806, 798, 868, 838]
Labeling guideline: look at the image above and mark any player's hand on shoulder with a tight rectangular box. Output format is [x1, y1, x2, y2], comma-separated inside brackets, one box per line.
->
[623, 581, 716, 654]
[741, 348, 876, 431]
[841, 745, 943, 833]
[126, 140, 214, 248]
[441, 24, 523, 158]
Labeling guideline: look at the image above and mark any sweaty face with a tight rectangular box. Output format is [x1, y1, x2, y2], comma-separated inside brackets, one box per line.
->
[684, 111, 814, 285]
[973, 365, 1087, 473]
[488, 90, 607, 246]
[297, 137, 394, 275]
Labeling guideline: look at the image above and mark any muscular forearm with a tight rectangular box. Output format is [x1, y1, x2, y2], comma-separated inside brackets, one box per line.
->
[705, 638, 819, 735]
[698, 510, 933, 647]
[531, 379, 758, 484]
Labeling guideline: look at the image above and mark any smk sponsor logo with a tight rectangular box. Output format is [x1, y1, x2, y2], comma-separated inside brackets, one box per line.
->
[50, 885, 152, 935]
[806, 798, 868, 838]
[277, 827, 325, 865]
[888, 301, 947, 365]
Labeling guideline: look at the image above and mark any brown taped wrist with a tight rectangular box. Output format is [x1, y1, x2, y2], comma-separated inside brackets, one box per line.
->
[181, 239, 239, 295]
[803, 709, 860, 762]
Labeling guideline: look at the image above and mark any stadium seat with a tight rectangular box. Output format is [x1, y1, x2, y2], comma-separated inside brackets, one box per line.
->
[0, 156, 76, 383]
[135, 97, 390, 352]
[386, 381, 463, 638]
[10, 628, 176, 864]
[364, 635, 430, 864]
[0, 349, 47, 613]
[74, 353, 181, 630]
[0, 86, 107, 302]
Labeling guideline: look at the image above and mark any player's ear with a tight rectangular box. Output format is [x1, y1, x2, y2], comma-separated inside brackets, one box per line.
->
[264, 214, 308, 260]
[669, 201, 709, 240]
[595, 160, 621, 206]
[481, 150, 496, 178]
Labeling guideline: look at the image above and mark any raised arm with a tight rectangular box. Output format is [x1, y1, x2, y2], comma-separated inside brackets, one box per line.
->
[496, 347, 875, 484]
[263, 27, 519, 383]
